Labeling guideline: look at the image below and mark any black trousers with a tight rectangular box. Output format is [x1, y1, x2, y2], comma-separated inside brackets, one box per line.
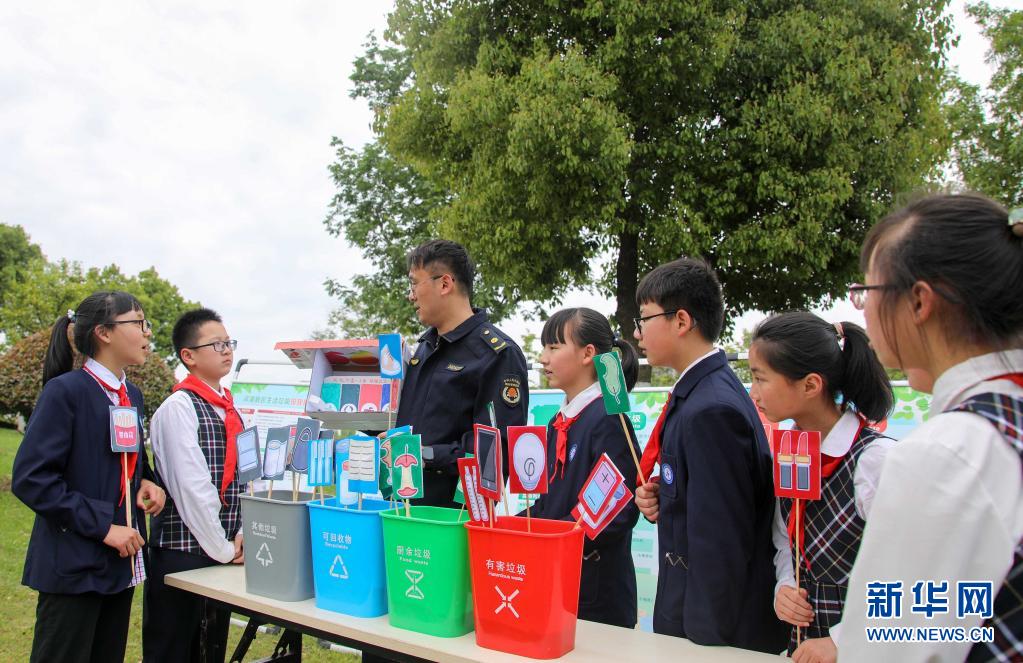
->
[31, 587, 135, 663]
[142, 547, 230, 663]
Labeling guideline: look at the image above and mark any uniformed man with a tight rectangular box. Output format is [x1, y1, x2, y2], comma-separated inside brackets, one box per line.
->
[396, 239, 529, 507]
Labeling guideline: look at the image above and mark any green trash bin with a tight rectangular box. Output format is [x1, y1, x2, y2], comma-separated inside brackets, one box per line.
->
[380, 506, 473, 637]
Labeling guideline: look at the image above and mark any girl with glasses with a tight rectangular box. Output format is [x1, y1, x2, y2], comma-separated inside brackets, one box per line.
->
[12, 290, 166, 663]
[839, 194, 1023, 662]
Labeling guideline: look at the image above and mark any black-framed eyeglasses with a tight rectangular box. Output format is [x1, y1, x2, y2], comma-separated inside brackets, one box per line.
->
[633, 310, 681, 333]
[408, 274, 445, 293]
[187, 340, 238, 353]
[109, 319, 153, 333]
[848, 283, 894, 311]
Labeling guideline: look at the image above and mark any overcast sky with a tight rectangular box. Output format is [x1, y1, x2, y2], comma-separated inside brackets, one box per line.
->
[0, 1, 1011, 365]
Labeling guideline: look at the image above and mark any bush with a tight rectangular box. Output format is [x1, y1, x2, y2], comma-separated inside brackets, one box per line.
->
[0, 327, 176, 423]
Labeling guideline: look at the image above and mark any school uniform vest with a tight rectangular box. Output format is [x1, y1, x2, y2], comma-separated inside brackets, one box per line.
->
[152, 391, 241, 556]
[778, 427, 886, 651]
[953, 392, 1023, 662]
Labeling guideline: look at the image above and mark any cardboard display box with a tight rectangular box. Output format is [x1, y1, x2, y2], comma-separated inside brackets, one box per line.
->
[275, 339, 404, 432]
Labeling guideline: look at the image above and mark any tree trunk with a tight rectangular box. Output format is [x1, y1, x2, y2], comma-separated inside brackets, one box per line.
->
[614, 224, 650, 383]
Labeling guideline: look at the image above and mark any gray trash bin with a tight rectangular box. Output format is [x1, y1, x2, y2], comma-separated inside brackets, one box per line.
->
[240, 490, 316, 601]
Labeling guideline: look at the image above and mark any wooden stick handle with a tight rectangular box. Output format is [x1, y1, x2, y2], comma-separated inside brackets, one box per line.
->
[619, 413, 645, 485]
[795, 499, 802, 647]
[123, 454, 131, 531]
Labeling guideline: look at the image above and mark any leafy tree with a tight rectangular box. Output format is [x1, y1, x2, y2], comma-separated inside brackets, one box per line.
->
[0, 259, 198, 362]
[327, 0, 954, 341]
[948, 2, 1023, 206]
[0, 327, 176, 423]
[0, 224, 44, 311]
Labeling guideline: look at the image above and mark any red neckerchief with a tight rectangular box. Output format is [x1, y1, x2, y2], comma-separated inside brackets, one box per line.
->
[638, 394, 675, 486]
[172, 374, 241, 504]
[992, 373, 1023, 388]
[83, 365, 137, 506]
[551, 412, 580, 480]
[787, 415, 866, 571]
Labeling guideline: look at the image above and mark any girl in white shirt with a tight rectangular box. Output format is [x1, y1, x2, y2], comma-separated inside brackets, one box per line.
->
[749, 312, 894, 661]
[839, 193, 1023, 663]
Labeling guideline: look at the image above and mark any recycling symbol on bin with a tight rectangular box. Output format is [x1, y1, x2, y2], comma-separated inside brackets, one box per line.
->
[256, 542, 274, 567]
[405, 569, 425, 600]
[329, 554, 349, 579]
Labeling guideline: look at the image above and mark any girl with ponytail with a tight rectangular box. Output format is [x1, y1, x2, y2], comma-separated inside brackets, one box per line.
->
[13, 291, 165, 663]
[526, 307, 641, 628]
[748, 311, 894, 661]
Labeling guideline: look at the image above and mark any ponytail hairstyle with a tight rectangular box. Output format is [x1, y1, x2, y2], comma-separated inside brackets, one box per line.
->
[43, 290, 144, 385]
[861, 193, 1023, 362]
[541, 307, 639, 391]
[751, 311, 894, 423]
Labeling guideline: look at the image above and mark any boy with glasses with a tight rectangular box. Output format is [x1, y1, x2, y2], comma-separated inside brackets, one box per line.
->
[143, 308, 243, 663]
[632, 258, 786, 653]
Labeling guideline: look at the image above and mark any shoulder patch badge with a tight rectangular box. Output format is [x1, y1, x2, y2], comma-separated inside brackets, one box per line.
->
[502, 376, 522, 406]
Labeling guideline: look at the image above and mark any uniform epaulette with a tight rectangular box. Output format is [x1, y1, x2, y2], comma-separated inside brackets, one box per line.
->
[480, 325, 508, 353]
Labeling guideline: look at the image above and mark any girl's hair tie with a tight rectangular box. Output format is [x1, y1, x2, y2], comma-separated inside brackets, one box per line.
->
[834, 321, 845, 351]
[67, 309, 76, 323]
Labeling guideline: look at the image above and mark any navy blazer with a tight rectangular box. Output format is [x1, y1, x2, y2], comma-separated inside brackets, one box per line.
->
[527, 397, 640, 629]
[653, 350, 787, 652]
[13, 369, 152, 595]
[397, 309, 529, 507]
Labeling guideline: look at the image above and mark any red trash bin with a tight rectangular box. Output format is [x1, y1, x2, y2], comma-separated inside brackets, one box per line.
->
[466, 516, 584, 659]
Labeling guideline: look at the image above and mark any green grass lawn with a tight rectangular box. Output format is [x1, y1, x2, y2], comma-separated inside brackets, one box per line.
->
[0, 429, 356, 662]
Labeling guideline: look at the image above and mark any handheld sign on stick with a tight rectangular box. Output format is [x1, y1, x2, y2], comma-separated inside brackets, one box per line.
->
[508, 426, 548, 532]
[576, 453, 625, 522]
[290, 419, 318, 501]
[772, 429, 822, 646]
[347, 434, 380, 508]
[572, 481, 633, 540]
[262, 426, 291, 499]
[380, 426, 411, 504]
[457, 457, 490, 524]
[235, 427, 262, 495]
[391, 434, 423, 517]
[378, 334, 404, 380]
[109, 406, 141, 530]
[453, 452, 473, 507]
[595, 351, 644, 484]
[474, 423, 503, 522]
[308, 432, 335, 504]
[379, 333, 404, 435]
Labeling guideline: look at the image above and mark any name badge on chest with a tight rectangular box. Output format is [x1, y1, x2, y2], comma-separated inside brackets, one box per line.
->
[109, 406, 141, 453]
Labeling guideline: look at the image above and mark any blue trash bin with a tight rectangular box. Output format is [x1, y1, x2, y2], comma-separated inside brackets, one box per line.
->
[308, 497, 391, 617]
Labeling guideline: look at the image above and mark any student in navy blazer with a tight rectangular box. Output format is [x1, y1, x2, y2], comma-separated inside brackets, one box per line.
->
[632, 260, 787, 653]
[524, 308, 641, 629]
[12, 292, 166, 663]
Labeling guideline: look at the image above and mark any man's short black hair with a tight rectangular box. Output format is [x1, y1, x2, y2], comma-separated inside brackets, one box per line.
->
[173, 308, 223, 361]
[635, 257, 724, 342]
[406, 239, 475, 301]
